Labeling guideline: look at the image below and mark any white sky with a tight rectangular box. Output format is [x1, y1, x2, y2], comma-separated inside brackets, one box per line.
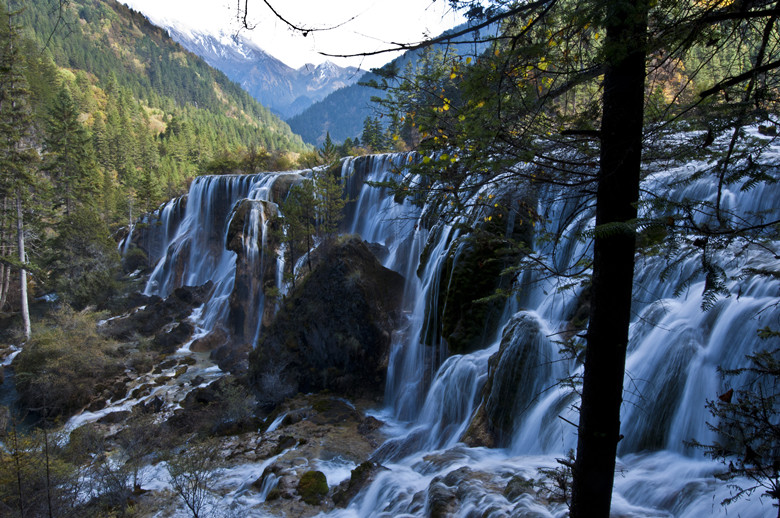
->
[121, 0, 466, 70]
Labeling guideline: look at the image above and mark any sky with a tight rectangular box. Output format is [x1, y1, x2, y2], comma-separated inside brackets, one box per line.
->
[121, 0, 466, 70]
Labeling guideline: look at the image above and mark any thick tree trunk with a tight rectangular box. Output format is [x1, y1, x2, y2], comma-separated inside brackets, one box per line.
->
[16, 195, 30, 340]
[570, 1, 648, 517]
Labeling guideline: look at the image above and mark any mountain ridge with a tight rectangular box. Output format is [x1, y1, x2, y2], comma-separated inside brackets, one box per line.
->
[162, 24, 361, 119]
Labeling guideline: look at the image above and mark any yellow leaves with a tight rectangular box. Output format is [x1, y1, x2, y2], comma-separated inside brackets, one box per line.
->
[392, 134, 399, 141]
[423, 156, 431, 164]
[475, 100, 485, 109]
[466, 57, 472, 64]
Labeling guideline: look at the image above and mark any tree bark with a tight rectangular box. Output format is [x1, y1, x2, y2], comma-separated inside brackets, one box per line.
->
[0, 196, 9, 310]
[16, 194, 30, 340]
[570, 1, 648, 517]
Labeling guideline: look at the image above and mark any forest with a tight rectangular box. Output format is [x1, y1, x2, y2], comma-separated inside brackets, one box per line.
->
[0, 0, 779, 517]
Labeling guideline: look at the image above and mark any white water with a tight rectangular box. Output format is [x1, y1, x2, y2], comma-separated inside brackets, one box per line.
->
[124, 141, 779, 515]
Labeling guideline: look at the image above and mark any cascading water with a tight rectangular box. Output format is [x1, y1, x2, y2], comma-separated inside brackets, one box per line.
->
[124, 138, 777, 516]
[141, 171, 302, 341]
[328, 143, 778, 516]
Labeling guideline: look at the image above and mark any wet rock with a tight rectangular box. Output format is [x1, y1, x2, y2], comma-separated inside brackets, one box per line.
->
[153, 321, 195, 354]
[504, 475, 535, 502]
[332, 461, 384, 508]
[191, 327, 229, 353]
[102, 282, 212, 344]
[249, 237, 404, 405]
[225, 199, 280, 344]
[463, 313, 553, 447]
[297, 470, 328, 505]
[426, 477, 458, 518]
[141, 395, 164, 414]
[423, 186, 535, 355]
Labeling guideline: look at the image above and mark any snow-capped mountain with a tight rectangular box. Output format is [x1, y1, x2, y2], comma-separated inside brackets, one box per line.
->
[163, 25, 360, 119]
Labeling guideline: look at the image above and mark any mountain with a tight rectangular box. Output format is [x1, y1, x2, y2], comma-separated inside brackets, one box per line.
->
[162, 25, 361, 119]
[11, 0, 309, 222]
[288, 21, 496, 146]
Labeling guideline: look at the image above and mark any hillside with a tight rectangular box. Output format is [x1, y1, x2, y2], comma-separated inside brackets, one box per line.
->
[163, 25, 361, 119]
[13, 0, 308, 210]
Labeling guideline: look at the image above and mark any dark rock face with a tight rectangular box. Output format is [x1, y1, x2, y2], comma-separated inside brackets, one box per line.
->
[462, 313, 553, 447]
[249, 237, 404, 406]
[225, 199, 281, 344]
[424, 187, 536, 355]
[102, 282, 213, 354]
[125, 195, 189, 268]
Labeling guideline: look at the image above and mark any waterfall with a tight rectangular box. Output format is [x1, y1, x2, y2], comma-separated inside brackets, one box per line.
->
[139, 171, 303, 341]
[123, 142, 778, 516]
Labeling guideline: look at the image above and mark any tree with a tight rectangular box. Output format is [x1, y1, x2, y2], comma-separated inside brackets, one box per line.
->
[43, 85, 98, 216]
[319, 131, 338, 163]
[280, 180, 316, 283]
[689, 338, 780, 516]
[314, 167, 346, 243]
[46, 206, 121, 309]
[0, 5, 40, 340]
[165, 439, 220, 518]
[570, 2, 648, 514]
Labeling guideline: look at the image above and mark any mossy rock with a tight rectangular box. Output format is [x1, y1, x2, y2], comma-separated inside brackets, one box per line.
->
[297, 470, 328, 505]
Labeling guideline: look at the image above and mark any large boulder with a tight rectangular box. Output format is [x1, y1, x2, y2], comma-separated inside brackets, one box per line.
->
[249, 237, 404, 406]
[421, 186, 536, 355]
[462, 312, 554, 447]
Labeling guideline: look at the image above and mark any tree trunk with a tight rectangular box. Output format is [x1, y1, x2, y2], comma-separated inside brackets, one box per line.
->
[16, 194, 30, 340]
[0, 196, 8, 310]
[570, 1, 648, 517]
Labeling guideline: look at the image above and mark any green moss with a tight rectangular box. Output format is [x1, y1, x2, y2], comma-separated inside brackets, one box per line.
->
[297, 470, 328, 505]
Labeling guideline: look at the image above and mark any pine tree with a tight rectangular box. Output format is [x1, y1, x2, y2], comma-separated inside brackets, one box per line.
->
[319, 131, 338, 164]
[43, 85, 98, 216]
[314, 168, 346, 243]
[280, 181, 316, 284]
[0, 6, 40, 340]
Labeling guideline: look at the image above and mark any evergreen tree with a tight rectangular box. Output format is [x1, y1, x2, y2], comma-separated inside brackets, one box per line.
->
[319, 131, 338, 164]
[314, 168, 346, 243]
[0, 6, 40, 339]
[280, 181, 316, 283]
[43, 85, 98, 216]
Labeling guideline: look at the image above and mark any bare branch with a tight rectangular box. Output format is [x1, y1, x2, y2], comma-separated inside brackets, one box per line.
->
[241, 0, 361, 35]
[317, 0, 556, 59]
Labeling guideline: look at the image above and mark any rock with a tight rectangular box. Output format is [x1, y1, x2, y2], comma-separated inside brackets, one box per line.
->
[332, 461, 383, 507]
[462, 312, 553, 447]
[102, 281, 212, 344]
[141, 395, 164, 413]
[504, 475, 535, 502]
[297, 470, 328, 505]
[225, 199, 281, 344]
[153, 321, 194, 355]
[98, 410, 131, 424]
[191, 327, 229, 353]
[249, 237, 404, 405]
[426, 477, 458, 518]
[421, 186, 535, 355]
